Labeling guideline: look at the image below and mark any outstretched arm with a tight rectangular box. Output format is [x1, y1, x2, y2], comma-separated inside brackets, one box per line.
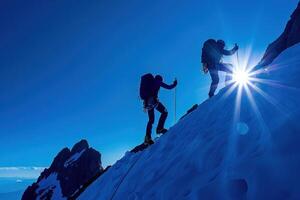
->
[160, 80, 177, 89]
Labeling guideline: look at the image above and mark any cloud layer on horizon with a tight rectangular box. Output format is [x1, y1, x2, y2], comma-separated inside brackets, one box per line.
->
[0, 167, 46, 179]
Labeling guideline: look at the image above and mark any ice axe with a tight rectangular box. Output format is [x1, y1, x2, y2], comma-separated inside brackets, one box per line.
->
[236, 44, 240, 68]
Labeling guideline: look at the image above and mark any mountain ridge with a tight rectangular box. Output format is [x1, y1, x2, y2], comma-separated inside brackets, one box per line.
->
[259, 1, 300, 67]
[22, 140, 104, 200]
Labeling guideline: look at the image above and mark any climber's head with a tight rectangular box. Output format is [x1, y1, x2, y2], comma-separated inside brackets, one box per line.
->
[217, 40, 225, 48]
[155, 75, 163, 82]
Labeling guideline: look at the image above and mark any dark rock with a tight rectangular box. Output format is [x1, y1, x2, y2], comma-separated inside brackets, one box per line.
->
[22, 139, 103, 200]
[71, 139, 89, 154]
[259, 2, 300, 67]
[180, 104, 199, 120]
[69, 166, 111, 200]
[21, 183, 38, 200]
[131, 142, 153, 153]
[46, 148, 71, 175]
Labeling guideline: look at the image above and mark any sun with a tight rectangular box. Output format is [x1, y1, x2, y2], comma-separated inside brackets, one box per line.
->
[232, 69, 251, 86]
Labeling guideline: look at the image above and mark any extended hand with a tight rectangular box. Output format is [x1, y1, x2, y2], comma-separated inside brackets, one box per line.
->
[173, 79, 178, 86]
[234, 43, 239, 51]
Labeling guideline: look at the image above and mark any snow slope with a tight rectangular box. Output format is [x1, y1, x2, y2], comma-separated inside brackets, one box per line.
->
[79, 44, 300, 200]
[36, 173, 65, 200]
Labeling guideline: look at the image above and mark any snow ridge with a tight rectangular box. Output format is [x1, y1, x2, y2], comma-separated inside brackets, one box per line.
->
[36, 173, 65, 200]
[78, 44, 300, 200]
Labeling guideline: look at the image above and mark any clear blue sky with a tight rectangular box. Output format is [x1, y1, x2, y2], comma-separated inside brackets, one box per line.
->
[0, 0, 298, 168]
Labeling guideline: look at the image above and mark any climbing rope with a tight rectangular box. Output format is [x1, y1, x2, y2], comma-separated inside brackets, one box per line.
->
[110, 152, 144, 200]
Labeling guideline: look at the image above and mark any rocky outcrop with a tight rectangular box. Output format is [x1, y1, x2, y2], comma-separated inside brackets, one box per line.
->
[180, 104, 199, 120]
[22, 139, 104, 200]
[259, 2, 300, 66]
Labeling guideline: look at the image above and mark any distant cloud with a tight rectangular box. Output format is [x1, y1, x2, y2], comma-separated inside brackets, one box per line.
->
[0, 167, 46, 179]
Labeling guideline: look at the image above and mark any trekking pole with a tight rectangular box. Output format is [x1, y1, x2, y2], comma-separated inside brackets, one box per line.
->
[174, 87, 177, 123]
[236, 48, 240, 68]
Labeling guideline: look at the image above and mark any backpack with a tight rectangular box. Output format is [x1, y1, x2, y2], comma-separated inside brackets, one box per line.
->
[201, 39, 218, 64]
[139, 73, 155, 100]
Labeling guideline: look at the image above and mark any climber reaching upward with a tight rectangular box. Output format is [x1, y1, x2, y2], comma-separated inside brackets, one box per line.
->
[201, 39, 238, 98]
[139, 74, 177, 145]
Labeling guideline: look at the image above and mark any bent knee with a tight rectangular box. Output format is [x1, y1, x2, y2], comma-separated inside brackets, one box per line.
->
[163, 107, 168, 114]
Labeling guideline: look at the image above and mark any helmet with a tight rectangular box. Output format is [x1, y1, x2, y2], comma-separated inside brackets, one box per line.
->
[155, 75, 163, 82]
[217, 40, 225, 48]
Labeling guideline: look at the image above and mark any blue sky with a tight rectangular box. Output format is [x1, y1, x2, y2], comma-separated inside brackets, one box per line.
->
[0, 0, 298, 172]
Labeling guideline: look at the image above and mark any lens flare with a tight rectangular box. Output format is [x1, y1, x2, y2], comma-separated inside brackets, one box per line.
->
[232, 69, 250, 86]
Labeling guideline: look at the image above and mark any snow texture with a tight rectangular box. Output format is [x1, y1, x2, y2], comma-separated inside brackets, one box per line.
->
[36, 173, 65, 200]
[79, 44, 300, 200]
[64, 149, 86, 168]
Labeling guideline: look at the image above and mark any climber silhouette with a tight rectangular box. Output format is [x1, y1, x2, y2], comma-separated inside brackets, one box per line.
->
[201, 39, 238, 98]
[140, 74, 177, 145]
